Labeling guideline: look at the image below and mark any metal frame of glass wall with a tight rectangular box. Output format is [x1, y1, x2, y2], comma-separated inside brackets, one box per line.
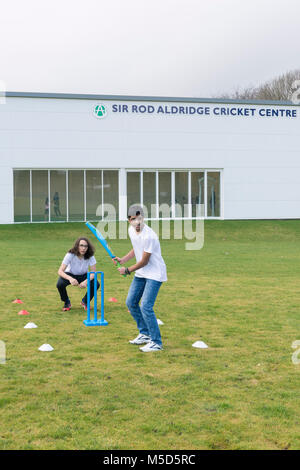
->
[126, 169, 223, 219]
[13, 168, 223, 222]
[13, 169, 119, 223]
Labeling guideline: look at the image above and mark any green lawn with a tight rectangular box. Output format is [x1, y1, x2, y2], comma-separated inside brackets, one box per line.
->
[0, 220, 300, 450]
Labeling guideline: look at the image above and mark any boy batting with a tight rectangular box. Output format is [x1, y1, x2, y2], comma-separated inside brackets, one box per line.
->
[113, 205, 167, 352]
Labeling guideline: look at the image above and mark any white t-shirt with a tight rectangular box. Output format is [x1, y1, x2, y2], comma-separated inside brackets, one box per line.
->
[62, 253, 97, 275]
[129, 224, 167, 282]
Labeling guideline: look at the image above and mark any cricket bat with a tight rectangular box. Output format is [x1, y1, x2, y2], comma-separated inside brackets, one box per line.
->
[86, 221, 126, 276]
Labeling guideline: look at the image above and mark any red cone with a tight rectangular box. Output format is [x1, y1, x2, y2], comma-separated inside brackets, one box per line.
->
[13, 299, 23, 304]
[108, 297, 118, 303]
[18, 310, 30, 315]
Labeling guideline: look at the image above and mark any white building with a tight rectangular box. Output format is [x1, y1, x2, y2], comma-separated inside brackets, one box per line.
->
[0, 91, 299, 224]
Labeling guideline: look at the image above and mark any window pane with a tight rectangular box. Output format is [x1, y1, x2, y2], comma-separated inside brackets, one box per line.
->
[159, 172, 171, 217]
[207, 172, 220, 217]
[175, 172, 188, 217]
[103, 170, 119, 220]
[50, 170, 66, 221]
[32, 171, 48, 222]
[143, 172, 156, 218]
[86, 170, 102, 220]
[127, 172, 141, 210]
[14, 170, 30, 222]
[68, 170, 84, 221]
[191, 172, 204, 217]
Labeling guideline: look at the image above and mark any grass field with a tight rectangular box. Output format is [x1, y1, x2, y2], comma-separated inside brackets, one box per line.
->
[0, 220, 300, 450]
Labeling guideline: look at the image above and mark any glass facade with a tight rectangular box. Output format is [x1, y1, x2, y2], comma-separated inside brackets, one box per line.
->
[13, 169, 221, 222]
[127, 172, 141, 209]
[175, 172, 188, 217]
[143, 172, 156, 218]
[191, 172, 204, 217]
[86, 170, 102, 220]
[50, 170, 67, 221]
[68, 170, 84, 221]
[207, 172, 220, 217]
[103, 171, 119, 220]
[32, 170, 48, 222]
[159, 172, 171, 218]
[14, 170, 30, 222]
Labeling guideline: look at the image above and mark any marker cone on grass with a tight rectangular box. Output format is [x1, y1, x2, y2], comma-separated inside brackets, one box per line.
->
[18, 310, 30, 316]
[13, 299, 23, 304]
[24, 323, 37, 329]
[192, 341, 208, 349]
[38, 344, 53, 352]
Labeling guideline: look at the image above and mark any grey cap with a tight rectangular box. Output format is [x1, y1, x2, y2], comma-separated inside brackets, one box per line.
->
[127, 205, 144, 217]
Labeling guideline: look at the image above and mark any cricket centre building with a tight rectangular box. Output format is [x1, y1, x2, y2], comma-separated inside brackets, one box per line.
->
[0, 91, 299, 224]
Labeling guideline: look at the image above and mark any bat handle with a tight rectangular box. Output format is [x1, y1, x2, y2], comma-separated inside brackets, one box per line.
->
[115, 259, 127, 277]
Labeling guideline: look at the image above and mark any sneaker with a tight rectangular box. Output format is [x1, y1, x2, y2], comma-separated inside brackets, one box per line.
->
[81, 300, 87, 311]
[140, 341, 163, 352]
[129, 334, 151, 345]
[62, 300, 71, 311]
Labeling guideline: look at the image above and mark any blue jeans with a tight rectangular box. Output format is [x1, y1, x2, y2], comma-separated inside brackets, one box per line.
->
[126, 276, 163, 346]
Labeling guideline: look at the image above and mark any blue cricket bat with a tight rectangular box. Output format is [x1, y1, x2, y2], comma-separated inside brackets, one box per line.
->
[86, 221, 126, 276]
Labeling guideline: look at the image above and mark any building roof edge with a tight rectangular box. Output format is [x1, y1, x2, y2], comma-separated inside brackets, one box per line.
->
[5, 91, 298, 106]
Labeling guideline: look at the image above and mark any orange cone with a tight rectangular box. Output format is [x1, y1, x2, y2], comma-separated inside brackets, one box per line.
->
[108, 297, 118, 303]
[18, 310, 30, 315]
[13, 299, 23, 304]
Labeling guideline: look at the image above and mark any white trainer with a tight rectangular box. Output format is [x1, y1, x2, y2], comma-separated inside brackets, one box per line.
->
[129, 334, 151, 345]
[140, 341, 163, 352]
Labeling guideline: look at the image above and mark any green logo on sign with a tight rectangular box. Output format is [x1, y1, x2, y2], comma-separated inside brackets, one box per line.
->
[93, 104, 107, 119]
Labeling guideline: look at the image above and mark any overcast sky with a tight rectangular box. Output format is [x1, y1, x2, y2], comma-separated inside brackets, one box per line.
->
[0, 0, 299, 98]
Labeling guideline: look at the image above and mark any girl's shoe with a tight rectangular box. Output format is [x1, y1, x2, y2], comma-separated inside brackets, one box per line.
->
[62, 300, 71, 311]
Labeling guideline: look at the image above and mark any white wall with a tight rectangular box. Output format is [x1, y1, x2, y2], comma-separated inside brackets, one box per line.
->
[1, 95, 300, 223]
